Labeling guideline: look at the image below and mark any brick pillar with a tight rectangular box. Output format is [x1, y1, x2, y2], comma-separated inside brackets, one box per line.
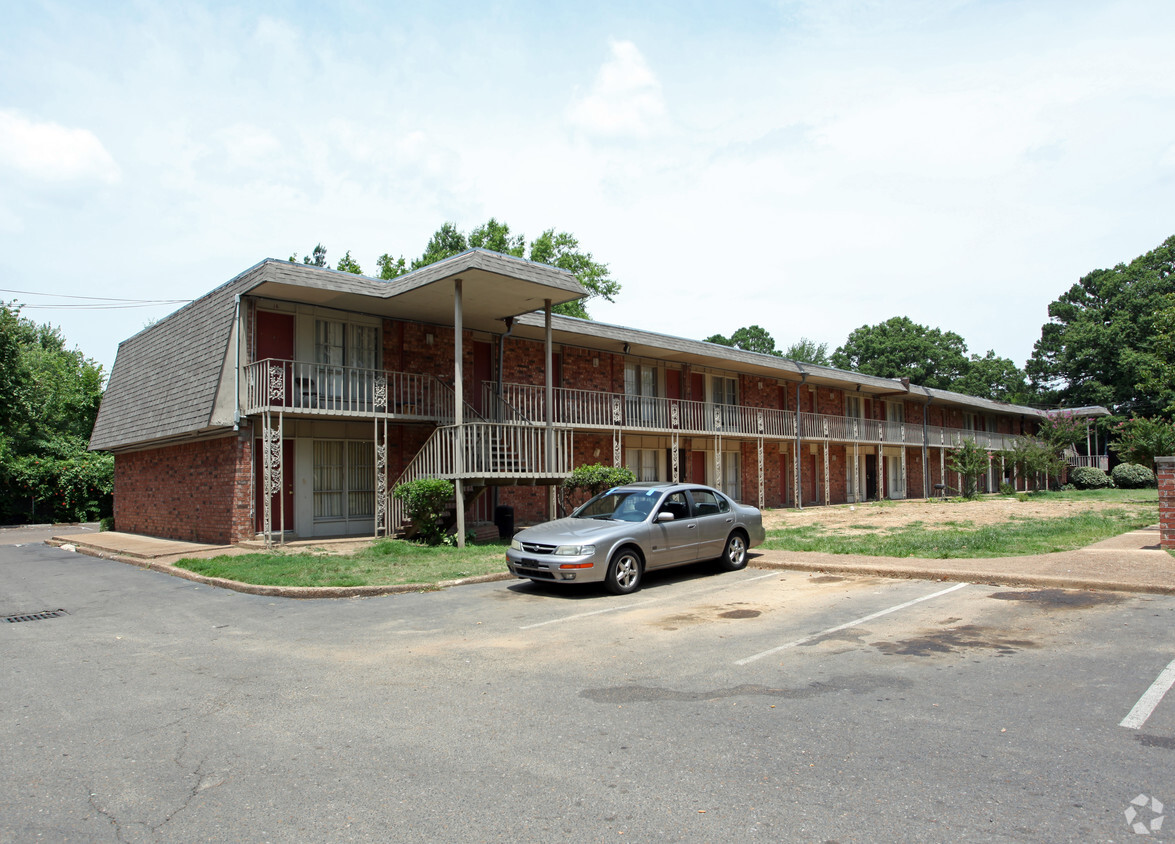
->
[1158, 456, 1175, 551]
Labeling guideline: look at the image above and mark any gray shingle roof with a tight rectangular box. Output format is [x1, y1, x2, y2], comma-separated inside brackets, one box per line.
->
[89, 262, 265, 451]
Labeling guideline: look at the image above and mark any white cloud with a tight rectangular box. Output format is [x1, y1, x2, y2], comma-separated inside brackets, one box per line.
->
[0, 111, 120, 184]
[567, 40, 666, 138]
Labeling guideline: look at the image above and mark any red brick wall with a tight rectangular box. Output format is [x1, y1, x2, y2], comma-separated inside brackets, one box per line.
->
[114, 433, 251, 544]
[1157, 457, 1174, 551]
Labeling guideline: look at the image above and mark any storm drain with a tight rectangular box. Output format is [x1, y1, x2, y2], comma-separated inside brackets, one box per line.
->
[4, 609, 67, 623]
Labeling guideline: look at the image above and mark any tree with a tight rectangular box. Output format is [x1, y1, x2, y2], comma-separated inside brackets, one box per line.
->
[410, 223, 467, 271]
[952, 351, 1029, 403]
[336, 251, 362, 275]
[1110, 416, 1175, 471]
[782, 337, 830, 366]
[526, 228, 617, 319]
[408, 221, 619, 319]
[1027, 234, 1175, 418]
[949, 439, 991, 499]
[469, 218, 524, 257]
[0, 303, 111, 523]
[288, 243, 328, 267]
[705, 325, 783, 357]
[376, 253, 407, 280]
[832, 317, 969, 390]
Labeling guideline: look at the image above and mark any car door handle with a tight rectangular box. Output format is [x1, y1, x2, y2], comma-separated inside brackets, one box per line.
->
[688, 524, 696, 529]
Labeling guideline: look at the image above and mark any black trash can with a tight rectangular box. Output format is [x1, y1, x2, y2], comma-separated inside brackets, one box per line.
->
[494, 505, 515, 539]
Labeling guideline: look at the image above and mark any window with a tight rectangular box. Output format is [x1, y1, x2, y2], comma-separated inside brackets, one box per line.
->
[625, 448, 659, 482]
[625, 363, 659, 426]
[690, 488, 731, 516]
[710, 375, 737, 405]
[846, 395, 864, 419]
[314, 319, 380, 409]
[313, 440, 375, 522]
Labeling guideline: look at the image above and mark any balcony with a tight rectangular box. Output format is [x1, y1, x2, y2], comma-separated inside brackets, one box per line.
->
[492, 382, 1018, 451]
[244, 359, 455, 420]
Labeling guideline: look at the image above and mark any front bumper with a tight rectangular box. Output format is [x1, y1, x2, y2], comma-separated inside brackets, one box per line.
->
[505, 549, 606, 584]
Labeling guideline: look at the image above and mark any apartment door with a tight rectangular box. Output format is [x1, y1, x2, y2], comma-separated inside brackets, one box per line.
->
[254, 439, 295, 533]
[256, 311, 294, 405]
[472, 341, 492, 416]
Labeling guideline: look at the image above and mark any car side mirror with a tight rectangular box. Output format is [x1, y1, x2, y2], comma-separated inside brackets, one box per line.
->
[655, 511, 675, 522]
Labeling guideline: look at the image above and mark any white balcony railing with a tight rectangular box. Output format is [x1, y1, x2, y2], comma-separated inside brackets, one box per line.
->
[496, 381, 1019, 451]
[244, 359, 454, 419]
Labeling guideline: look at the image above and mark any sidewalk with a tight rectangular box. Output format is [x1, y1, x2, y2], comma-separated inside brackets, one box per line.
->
[49, 525, 1175, 597]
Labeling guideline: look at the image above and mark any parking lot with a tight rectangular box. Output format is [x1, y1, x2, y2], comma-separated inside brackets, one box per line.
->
[3, 540, 1174, 842]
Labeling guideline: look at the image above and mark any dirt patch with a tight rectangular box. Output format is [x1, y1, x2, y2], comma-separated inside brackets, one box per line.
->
[988, 588, 1123, 609]
[762, 496, 1147, 534]
[872, 624, 1037, 657]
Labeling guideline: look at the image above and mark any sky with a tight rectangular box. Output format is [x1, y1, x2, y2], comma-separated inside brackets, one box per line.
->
[2, 0, 1174, 376]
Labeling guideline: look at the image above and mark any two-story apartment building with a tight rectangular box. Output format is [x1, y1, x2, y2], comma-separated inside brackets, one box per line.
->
[90, 251, 1044, 546]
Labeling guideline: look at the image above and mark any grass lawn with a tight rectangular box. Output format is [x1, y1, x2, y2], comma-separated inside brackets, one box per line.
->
[763, 488, 1158, 559]
[175, 538, 510, 588]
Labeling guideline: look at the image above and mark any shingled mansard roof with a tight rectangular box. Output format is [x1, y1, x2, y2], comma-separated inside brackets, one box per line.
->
[91, 253, 1045, 453]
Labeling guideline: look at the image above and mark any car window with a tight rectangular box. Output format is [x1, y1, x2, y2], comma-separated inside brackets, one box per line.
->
[657, 492, 690, 520]
[690, 489, 723, 517]
[573, 490, 657, 522]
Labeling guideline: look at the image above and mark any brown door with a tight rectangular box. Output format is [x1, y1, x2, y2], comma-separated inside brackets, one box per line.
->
[254, 439, 295, 533]
[256, 311, 295, 406]
[472, 341, 492, 416]
[690, 372, 704, 402]
[691, 451, 706, 485]
[780, 454, 789, 506]
[666, 370, 681, 400]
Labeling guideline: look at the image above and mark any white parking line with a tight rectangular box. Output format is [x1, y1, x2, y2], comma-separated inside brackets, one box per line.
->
[1120, 658, 1175, 730]
[517, 571, 780, 630]
[735, 581, 970, 665]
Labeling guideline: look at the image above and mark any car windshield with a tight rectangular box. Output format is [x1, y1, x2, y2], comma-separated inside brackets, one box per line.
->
[573, 490, 660, 522]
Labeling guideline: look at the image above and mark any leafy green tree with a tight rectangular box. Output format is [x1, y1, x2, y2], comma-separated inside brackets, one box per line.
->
[288, 243, 328, 267]
[336, 251, 362, 275]
[562, 464, 636, 498]
[832, 317, 969, 390]
[1027, 234, 1175, 418]
[376, 253, 407, 280]
[1110, 416, 1175, 470]
[705, 325, 783, 357]
[1001, 436, 1063, 491]
[782, 337, 830, 366]
[0, 303, 110, 523]
[469, 218, 525, 257]
[952, 351, 1029, 403]
[949, 439, 992, 499]
[411, 223, 468, 270]
[526, 228, 618, 319]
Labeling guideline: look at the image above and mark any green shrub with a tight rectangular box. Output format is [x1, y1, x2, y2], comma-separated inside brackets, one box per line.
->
[1069, 466, 1113, 490]
[562, 464, 636, 498]
[999, 482, 1015, 496]
[99, 516, 115, 532]
[393, 478, 455, 545]
[1110, 462, 1156, 489]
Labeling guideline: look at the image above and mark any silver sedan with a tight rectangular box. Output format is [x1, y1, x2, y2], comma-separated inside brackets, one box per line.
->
[506, 482, 765, 594]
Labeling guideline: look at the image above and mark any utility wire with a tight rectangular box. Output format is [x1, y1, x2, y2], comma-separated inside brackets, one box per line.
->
[0, 287, 190, 305]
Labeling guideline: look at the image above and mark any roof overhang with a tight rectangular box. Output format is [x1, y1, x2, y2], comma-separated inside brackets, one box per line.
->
[243, 251, 587, 333]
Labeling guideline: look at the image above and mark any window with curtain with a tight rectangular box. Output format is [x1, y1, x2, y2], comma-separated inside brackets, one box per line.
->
[314, 440, 375, 521]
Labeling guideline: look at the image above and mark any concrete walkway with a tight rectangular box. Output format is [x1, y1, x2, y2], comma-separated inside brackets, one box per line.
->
[48, 525, 1175, 597]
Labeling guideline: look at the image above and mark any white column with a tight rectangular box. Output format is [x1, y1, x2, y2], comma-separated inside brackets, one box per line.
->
[545, 299, 555, 519]
[454, 278, 466, 548]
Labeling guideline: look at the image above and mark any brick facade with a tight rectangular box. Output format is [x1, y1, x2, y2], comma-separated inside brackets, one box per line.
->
[1157, 456, 1175, 551]
[114, 433, 252, 544]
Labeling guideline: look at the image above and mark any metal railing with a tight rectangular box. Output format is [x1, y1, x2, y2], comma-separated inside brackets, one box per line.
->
[496, 381, 1019, 450]
[388, 423, 574, 533]
[245, 359, 454, 419]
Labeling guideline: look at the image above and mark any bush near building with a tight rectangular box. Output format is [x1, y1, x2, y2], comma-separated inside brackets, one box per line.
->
[1070, 466, 1114, 490]
[1110, 463, 1156, 489]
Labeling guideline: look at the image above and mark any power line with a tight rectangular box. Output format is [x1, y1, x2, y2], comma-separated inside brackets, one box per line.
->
[0, 287, 190, 305]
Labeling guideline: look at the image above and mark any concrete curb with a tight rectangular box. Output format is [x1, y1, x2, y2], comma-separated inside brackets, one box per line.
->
[748, 558, 1175, 596]
[48, 540, 517, 599]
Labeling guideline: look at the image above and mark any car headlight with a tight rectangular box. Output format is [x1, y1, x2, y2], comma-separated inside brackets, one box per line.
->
[555, 544, 595, 556]
[509, 538, 524, 551]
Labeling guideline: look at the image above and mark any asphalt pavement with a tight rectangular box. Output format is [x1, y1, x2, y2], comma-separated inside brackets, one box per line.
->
[3, 539, 1175, 842]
